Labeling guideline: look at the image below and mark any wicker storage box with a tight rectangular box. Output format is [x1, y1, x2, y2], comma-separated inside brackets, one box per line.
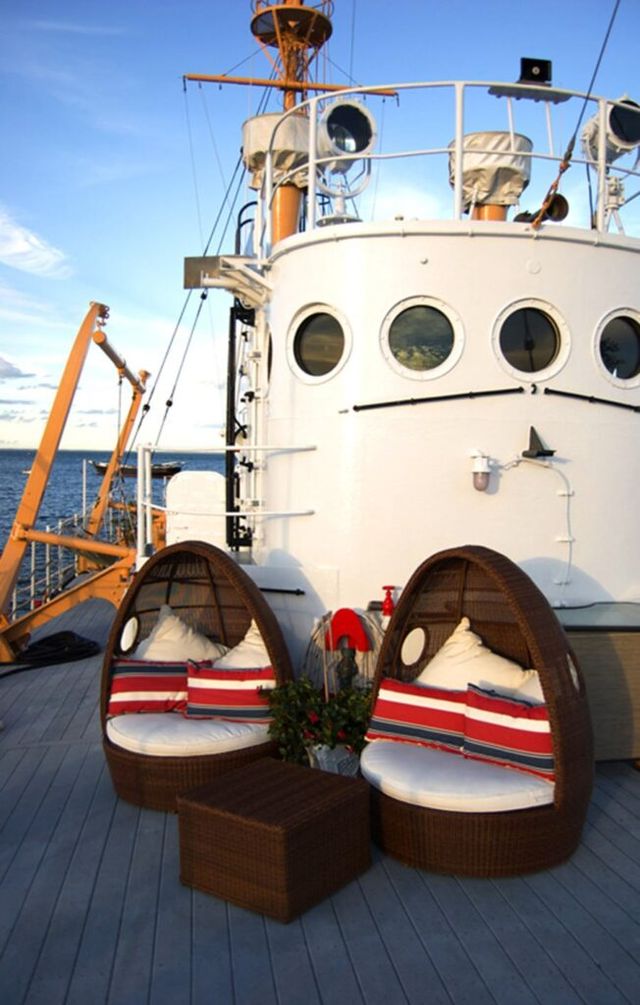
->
[178, 758, 371, 922]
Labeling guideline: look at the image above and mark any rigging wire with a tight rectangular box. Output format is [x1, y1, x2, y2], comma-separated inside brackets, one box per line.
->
[184, 84, 206, 251]
[348, 0, 357, 84]
[531, 0, 622, 230]
[154, 291, 209, 448]
[129, 55, 283, 457]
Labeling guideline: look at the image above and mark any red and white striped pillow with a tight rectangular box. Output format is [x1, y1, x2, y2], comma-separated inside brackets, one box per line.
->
[184, 662, 276, 722]
[365, 678, 466, 753]
[463, 685, 555, 780]
[107, 659, 188, 716]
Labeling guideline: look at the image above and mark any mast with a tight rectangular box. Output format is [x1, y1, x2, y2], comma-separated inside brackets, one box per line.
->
[186, 1, 334, 242]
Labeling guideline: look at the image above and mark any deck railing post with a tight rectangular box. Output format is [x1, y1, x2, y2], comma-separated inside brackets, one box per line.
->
[453, 82, 465, 220]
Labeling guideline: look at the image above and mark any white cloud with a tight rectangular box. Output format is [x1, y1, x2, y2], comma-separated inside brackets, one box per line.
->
[0, 208, 72, 278]
[0, 355, 34, 379]
[29, 21, 125, 37]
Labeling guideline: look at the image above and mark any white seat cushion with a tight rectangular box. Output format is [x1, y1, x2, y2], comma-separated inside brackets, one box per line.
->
[360, 740, 554, 813]
[106, 712, 270, 757]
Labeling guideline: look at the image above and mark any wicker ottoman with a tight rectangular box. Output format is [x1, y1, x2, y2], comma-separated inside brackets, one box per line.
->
[177, 758, 371, 923]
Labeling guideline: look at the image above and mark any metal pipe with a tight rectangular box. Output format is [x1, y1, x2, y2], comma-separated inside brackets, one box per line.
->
[453, 82, 465, 219]
[92, 330, 146, 392]
[17, 528, 131, 559]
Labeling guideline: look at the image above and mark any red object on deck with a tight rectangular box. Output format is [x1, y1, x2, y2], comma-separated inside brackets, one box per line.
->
[324, 608, 370, 652]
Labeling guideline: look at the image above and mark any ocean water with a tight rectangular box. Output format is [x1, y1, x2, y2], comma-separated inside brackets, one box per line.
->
[0, 448, 225, 555]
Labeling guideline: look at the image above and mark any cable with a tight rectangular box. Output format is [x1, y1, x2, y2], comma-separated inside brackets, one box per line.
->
[531, 0, 622, 230]
[153, 291, 209, 448]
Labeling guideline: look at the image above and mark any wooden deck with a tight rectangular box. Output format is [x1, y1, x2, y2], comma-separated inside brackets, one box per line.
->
[1, 599, 640, 1004]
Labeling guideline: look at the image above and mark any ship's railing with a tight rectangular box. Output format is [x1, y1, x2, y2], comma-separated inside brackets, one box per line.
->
[8, 507, 123, 621]
[258, 79, 640, 254]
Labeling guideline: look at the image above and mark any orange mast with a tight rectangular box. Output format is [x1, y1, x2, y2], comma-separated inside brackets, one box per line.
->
[186, 1, 334, 242]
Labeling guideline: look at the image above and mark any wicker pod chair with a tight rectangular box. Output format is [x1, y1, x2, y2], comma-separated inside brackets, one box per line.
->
[367, 545, 594, 876]
[100, 541, 293, 811]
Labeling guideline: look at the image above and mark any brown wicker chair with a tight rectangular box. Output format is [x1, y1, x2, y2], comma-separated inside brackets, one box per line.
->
[367, 545, 594, 876]
[100, 541, 293, 811]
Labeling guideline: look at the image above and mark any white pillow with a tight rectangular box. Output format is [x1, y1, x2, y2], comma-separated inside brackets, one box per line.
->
[213, 619, 271, 669]
[134, 605, 229, 662]
[415, 617, 543, 700]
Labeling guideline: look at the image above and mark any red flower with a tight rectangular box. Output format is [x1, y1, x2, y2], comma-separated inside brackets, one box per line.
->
[307, 711, 320, 724]
[336, 729, 347, 742]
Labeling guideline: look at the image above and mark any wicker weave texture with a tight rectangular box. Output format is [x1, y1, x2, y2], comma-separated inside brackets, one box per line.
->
[100, 541, 294, 811]
[369, 545, 594, 876]
[178, 759, 371, 922]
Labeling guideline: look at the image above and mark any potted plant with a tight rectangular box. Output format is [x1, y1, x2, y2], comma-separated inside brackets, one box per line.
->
[267, 676, 372, 772]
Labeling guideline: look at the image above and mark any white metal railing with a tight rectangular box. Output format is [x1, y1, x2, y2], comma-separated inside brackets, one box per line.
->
[10, 514, 82, 619]
[8, 505, 128, 622]
[259, 80, 640, 256]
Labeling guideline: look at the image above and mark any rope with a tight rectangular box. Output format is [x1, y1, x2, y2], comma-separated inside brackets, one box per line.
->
[531, 0, 622, 230]
[153, 291, 209, 449]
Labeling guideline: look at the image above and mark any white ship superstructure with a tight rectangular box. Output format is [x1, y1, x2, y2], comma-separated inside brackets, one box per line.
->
[183, 3, 640, 664]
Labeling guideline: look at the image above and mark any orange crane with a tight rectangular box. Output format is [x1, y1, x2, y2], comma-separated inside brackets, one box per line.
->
[0, 302, 151, 661]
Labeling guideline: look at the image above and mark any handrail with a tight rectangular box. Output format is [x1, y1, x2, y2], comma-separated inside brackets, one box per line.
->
[259, 80, 640, 255]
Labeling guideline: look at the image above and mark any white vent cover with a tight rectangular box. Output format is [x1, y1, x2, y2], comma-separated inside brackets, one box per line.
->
[449, 131, 532, 208]
[243, 112, 309, 190]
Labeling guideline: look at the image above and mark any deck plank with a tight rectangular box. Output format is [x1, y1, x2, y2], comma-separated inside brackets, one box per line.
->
[426, 873, 540, 1005]
[227, 907, 278, 1004]
[382, 858, 495, 1005]
[107, 807, 167, 1003]
[504, 871, 629, 1004]
[462, 876, 581, 1003]
[0, 744, 104, 1003]
[265, 914, 323, 1005]
[149, 817, 193, 1005]
[15, 760, 115, 1005]
[64, 797, 141, 1005]
[190, 893, 234, 1004]
[300, 899, 367, 1004]
[358, 853, 451, 1005]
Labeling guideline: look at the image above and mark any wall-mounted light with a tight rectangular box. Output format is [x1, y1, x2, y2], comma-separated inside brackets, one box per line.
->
[470, 450, 491, 492]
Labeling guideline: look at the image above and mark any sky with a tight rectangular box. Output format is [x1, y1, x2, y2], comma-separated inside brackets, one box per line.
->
[1, 0, 639, 452]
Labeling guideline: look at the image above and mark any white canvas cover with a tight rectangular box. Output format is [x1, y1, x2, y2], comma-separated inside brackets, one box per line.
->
[242, 111, 309, 189]
[449, 131, 532, 208]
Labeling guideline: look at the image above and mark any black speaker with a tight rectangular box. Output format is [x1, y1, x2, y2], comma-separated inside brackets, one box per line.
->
[519, 58, 552, 86]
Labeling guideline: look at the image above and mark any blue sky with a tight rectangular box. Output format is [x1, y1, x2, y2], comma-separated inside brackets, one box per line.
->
[1, 0, 638, 451]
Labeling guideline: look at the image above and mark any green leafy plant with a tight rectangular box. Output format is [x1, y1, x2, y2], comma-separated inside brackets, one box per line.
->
[267, 677, 373, 766]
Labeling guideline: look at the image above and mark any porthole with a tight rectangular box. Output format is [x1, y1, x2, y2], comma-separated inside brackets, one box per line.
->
[597, 311, 640, 384]
[291, 310, 346, 378]
[493, 299, 569, 380]
[500, 307, 558, 372]
[381, 297, 463, 379]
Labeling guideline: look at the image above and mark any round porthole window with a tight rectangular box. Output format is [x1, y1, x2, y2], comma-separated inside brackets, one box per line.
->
[598, 312, 640, 382]
[381, 297, 463, 379]
[493, 299, 569, 380]
[292, 311, 345, 377]
[499, 307, 559, 372]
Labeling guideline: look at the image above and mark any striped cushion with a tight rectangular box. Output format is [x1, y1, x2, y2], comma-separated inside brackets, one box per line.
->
[464, 685, 555, 780]
[185, 662, 276, 721]
[365, 678, 465, 753]
[107, 659, 188, 716]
